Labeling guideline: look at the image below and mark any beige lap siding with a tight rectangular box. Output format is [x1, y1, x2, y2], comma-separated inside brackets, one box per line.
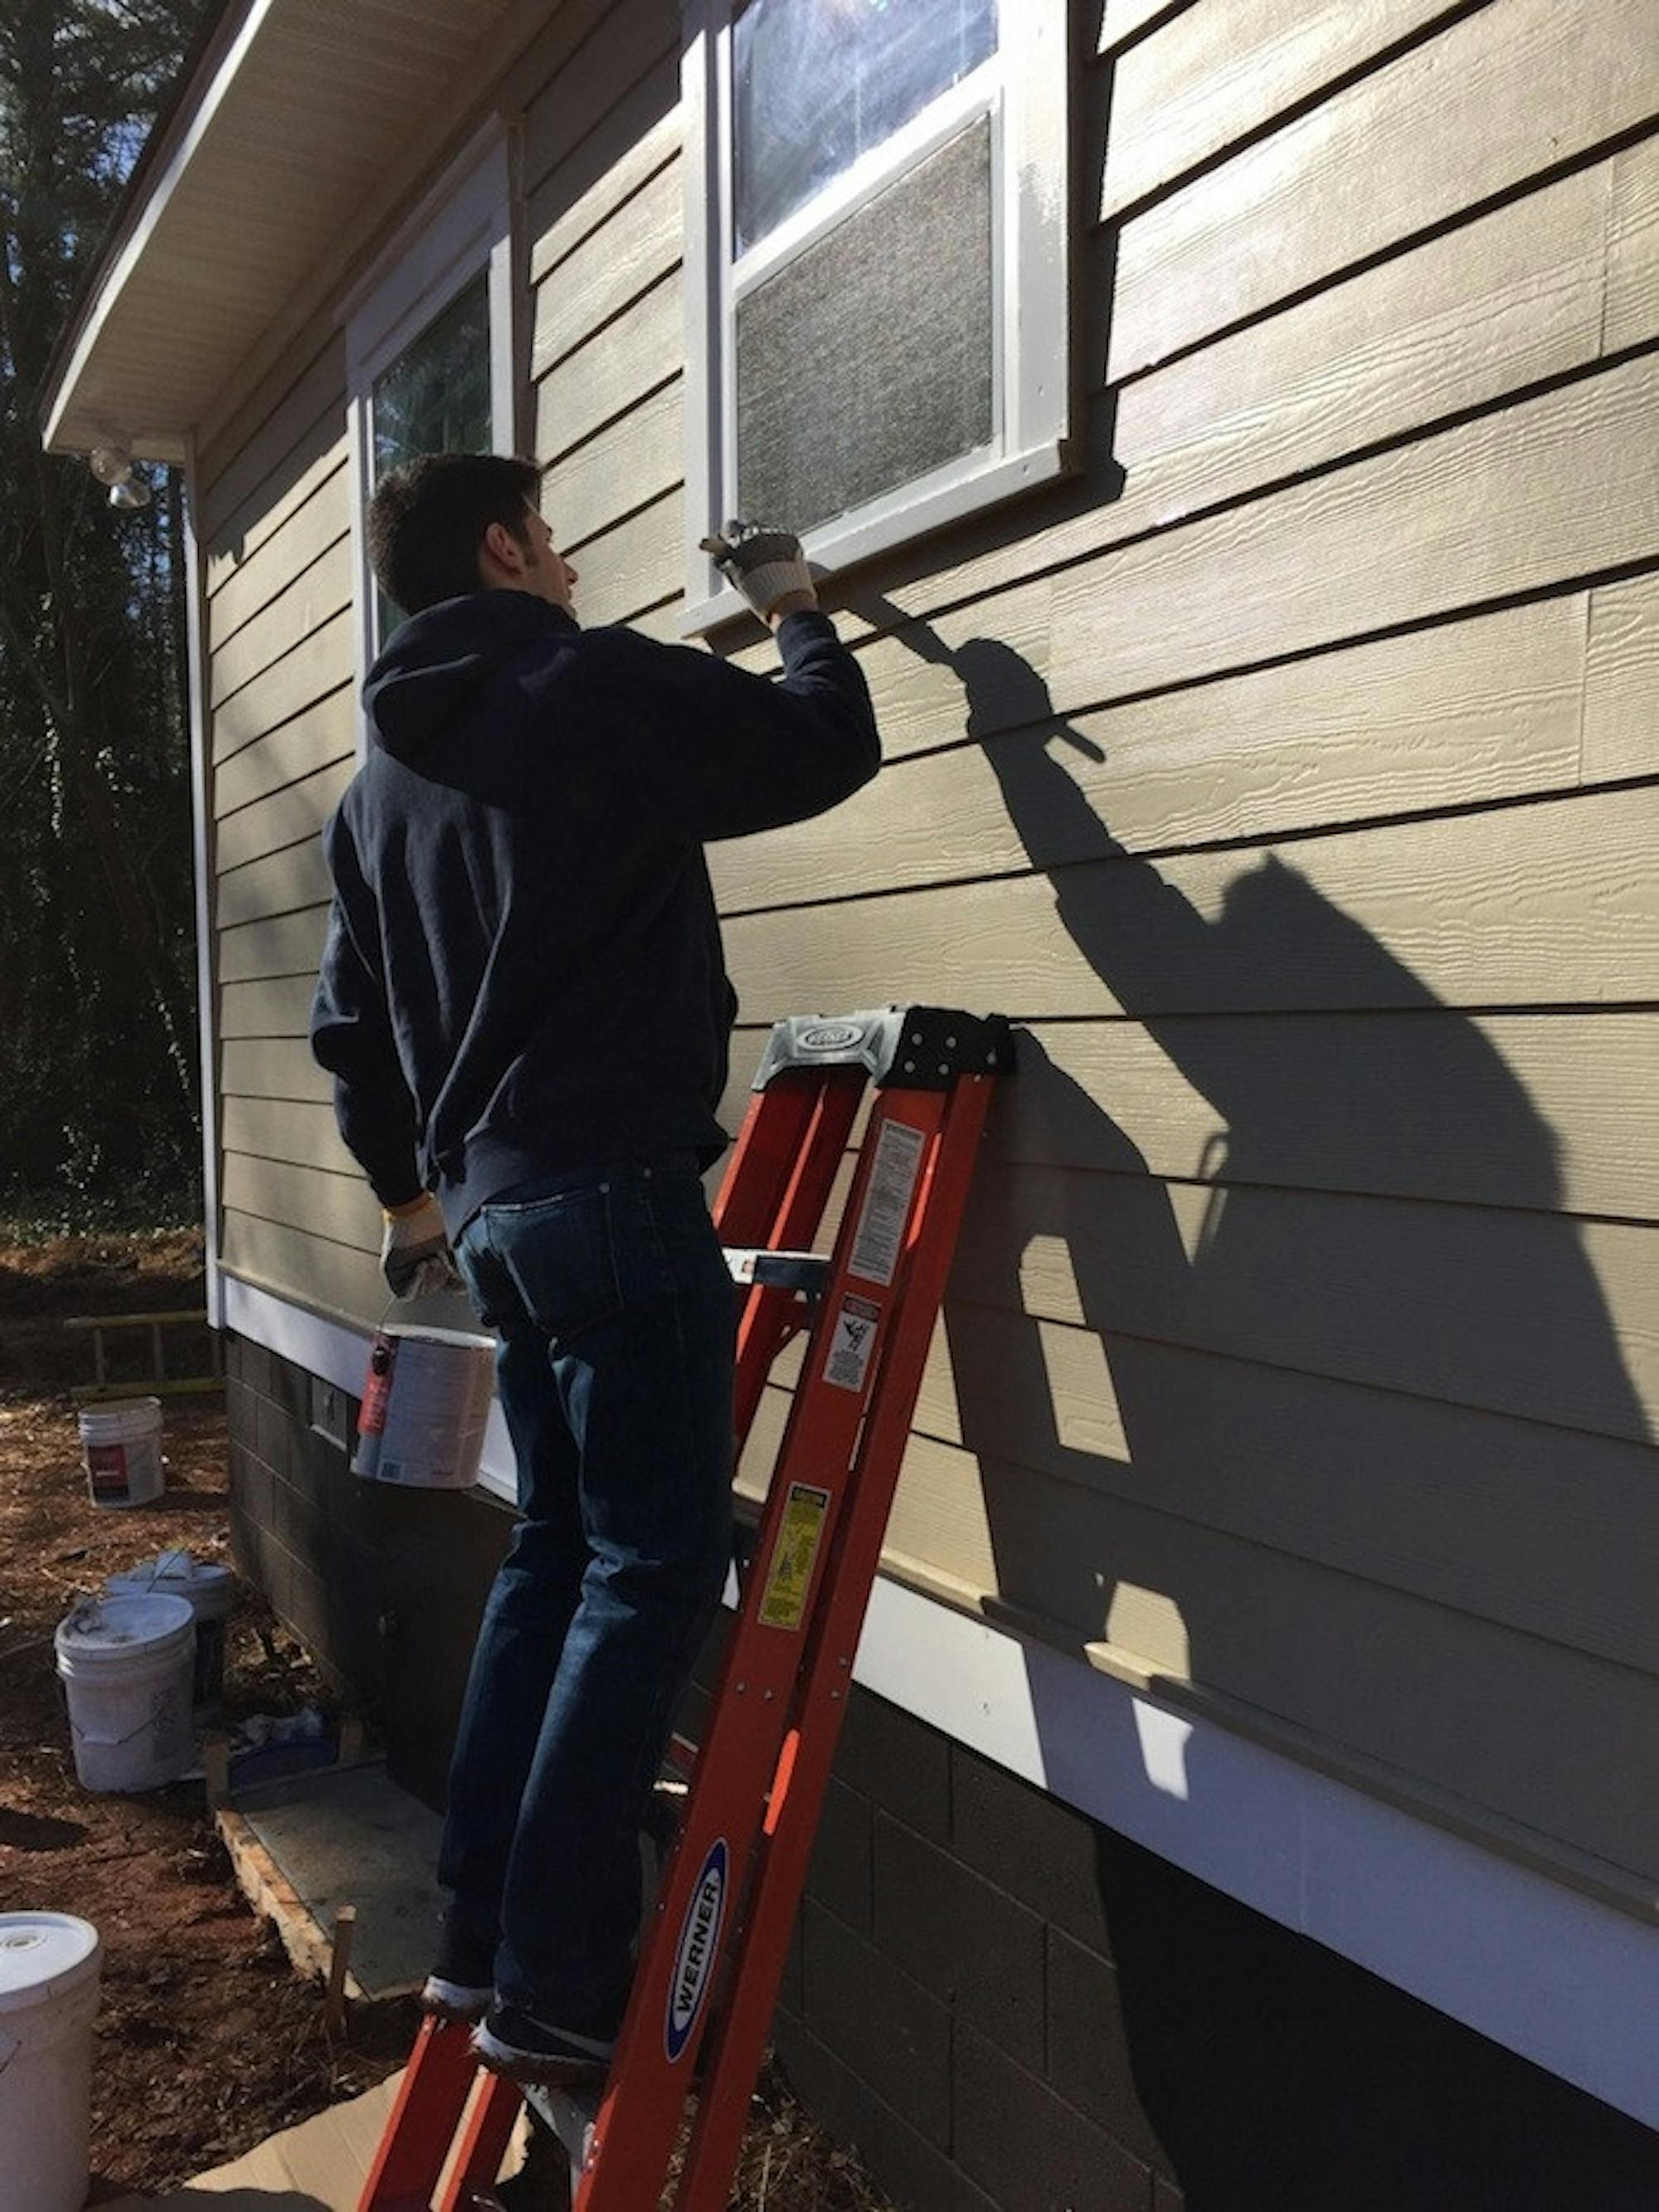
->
[704, 0, 1659, 1896]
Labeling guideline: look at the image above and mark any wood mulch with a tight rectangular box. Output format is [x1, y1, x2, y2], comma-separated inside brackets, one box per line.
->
[0, 1229, 887, 2208]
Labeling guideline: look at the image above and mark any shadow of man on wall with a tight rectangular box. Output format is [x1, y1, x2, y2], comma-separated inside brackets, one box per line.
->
[858, 609, 1659, 2207]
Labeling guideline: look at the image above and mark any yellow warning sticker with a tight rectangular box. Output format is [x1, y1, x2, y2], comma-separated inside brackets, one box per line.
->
[758, 1483, 832, 1631]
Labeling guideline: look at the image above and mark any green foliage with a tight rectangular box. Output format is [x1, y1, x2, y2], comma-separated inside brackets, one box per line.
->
[0, 0, 207, 1225]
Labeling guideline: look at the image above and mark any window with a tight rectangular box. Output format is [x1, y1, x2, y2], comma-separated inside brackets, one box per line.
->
[682, 0, 1070, 631]
[343, 130, 517, 675]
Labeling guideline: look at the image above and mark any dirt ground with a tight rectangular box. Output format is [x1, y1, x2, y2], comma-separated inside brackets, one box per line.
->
[0, 1230, 886, 2208]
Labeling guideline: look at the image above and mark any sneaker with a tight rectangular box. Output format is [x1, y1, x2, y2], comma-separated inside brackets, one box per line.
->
[420, 1921, 494, 2020]
[472, 2000, 616, 2087]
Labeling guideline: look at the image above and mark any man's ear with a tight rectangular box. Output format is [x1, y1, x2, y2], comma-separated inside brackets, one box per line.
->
[479, 519, 523, 580]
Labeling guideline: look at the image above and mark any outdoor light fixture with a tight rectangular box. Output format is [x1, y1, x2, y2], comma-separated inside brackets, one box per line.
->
[88, 442, 152, 511]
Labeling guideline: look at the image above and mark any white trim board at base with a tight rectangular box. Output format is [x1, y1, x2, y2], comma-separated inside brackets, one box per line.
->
[222, 1274, 1657, 2131]
[855, 1577, 1659, 2134]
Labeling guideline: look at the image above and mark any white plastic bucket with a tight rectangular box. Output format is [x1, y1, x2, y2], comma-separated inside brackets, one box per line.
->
[54, 1594, 195, 1793]
[353, 1323, 494, 1488]
[105, 1552, 235, 1718]
[77, 1396, 163, 1508]
[0, 1913, 101, 2212]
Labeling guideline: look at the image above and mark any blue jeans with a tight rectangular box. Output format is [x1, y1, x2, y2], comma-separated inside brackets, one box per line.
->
[439, 1157, 736, 2035]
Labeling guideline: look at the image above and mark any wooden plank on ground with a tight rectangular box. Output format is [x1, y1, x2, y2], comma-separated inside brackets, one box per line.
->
[1107, 0, 1659, 377]
[709, 595, 1585, 910]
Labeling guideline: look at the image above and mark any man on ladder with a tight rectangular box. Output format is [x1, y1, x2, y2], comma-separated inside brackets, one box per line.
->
[310, 456, 878, 2085]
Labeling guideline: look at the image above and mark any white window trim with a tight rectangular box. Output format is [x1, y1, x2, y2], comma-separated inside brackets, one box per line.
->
[680, 0, 1072, 636]
[342, 125, 518, 746]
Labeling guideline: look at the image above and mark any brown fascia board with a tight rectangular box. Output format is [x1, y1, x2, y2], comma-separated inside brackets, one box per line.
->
[36, 0, 250, 449]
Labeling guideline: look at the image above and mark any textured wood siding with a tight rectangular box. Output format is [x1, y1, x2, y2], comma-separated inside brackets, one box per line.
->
[712, 0, 1659, 1897]
[196, 0, 685, 1324]
[195, 0, 1659, 1894]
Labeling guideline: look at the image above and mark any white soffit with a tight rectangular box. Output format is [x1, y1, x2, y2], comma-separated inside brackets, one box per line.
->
[43, 0, 524, 463]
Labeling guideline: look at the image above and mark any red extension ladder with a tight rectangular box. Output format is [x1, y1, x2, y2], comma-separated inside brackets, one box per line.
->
[358, 1005, 1014, 2210]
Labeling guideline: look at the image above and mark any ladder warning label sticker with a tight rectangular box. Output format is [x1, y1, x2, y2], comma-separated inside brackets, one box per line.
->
[759, 1483, 831, 1630]
[824, 1294, 880, 1394]
[849, 1120, 927, 1285]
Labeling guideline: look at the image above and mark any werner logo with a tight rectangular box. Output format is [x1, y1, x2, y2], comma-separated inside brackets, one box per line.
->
[665, 1839, 727, 2062]
[800, 1021, 862, 1052]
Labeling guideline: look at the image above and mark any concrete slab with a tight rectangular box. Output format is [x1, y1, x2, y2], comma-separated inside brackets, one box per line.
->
[219, 1763, 443, 2000]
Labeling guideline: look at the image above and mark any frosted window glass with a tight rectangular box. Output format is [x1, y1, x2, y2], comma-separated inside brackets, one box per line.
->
[736, 119, 993, 533]
[734, 0, 996, 251]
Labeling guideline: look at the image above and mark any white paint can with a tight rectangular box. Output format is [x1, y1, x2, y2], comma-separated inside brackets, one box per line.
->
[54, 1594, 195, 1793]
[353, 1323, 494, 1488]
[76, 1396, 163, 1508]
[0, 1914, 101, 2212]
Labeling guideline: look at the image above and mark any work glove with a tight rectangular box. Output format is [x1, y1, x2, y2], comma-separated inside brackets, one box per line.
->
[381, 1192, 461, 1300]
[699, 519, 816, 621]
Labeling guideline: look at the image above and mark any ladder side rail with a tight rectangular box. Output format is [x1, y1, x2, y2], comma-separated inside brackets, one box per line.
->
[575, 1086, 956, 2211]
[357, 2015, 482, 2212]
[709, 1070, 823, 1247]
[674, 1072, 1000, 2210]
[437, 2071, 524, 2212]
[730, 1069, 864, 1445]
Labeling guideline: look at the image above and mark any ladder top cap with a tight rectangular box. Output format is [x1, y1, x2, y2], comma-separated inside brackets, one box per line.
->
[752, 1007, 1014, 1094]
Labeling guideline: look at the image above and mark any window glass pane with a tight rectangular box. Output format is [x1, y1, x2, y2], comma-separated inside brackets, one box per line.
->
[371, 274, 492, 482]
[734, 0, 996, 251]
[737, 118, 992, 534]
[370, 274, 491, 632]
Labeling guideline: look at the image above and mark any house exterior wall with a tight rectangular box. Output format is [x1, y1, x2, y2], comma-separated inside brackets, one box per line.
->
[231, 1332, 1659, 2209]
[194, 0, 1659, 2157]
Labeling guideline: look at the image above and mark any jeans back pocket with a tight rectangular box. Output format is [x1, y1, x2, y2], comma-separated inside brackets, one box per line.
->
[485, 1182, 622, 1342]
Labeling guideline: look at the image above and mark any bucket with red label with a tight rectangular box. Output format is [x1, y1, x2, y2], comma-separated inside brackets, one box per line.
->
[76, 1398, 164, 1509]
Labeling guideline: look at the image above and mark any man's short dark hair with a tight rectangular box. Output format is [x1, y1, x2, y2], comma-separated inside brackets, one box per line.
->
[367, 452, 543, 616]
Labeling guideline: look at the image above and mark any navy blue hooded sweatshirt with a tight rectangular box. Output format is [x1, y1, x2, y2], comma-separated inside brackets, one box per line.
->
[309, 592, 879, 1238]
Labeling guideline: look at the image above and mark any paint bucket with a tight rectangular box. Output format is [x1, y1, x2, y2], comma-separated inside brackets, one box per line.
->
[0, 1913, 101, 2212]
[353, 1323, 494, 1488]
[76, 1396, 163, 1508]
[105, 1551, 236, 1719]
[54, 1594, 195, 1793]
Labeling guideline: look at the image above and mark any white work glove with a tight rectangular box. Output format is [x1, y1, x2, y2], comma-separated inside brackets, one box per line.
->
[381, 1192, 461, 1299]
[699, 519, 816, 621]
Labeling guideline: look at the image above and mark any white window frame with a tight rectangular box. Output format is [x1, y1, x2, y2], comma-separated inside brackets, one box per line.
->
[680, 0, 1071, 635]
[341, 127, 518, 744]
